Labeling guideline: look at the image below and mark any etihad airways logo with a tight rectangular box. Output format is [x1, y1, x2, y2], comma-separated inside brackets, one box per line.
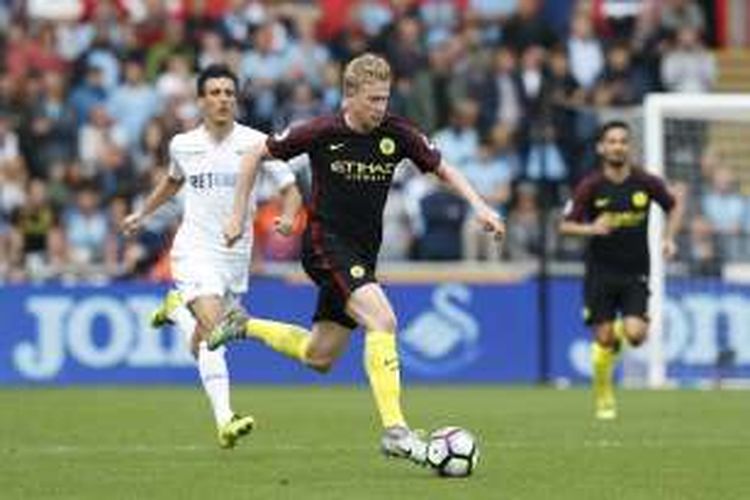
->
[600, 210, 647, 228]
[330, 160, 397, 182]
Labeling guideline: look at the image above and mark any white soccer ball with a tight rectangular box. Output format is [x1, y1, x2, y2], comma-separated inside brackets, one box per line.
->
[426, 426, 479, 477]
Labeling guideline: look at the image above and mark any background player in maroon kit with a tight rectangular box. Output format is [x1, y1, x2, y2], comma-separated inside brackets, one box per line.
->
[211, 53, 505, 462]
[560, 121, 683, 420]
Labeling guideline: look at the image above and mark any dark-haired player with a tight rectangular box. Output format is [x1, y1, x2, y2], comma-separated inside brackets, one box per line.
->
[560, 121, 682, 420]
[123, 64, 302, 447]
[211, 53, 505, 462]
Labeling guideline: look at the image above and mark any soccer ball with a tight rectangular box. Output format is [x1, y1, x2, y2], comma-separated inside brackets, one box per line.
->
[426, 426, 479, 477]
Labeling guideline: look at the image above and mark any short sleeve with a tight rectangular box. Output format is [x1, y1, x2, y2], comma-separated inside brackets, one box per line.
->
[645, 173, 676, 212]
[397, 122, 441, 173]
[563, 176, 597, 222]
[267, 118, 323, 161]
[167, 137, 184, 180]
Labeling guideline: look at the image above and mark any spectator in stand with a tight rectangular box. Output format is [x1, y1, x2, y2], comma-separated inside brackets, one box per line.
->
[567, 12, 604, 92]
[80, 26, 121, 91]
[0, 111, 20, 163]
[505, 182, 549, 260]
[418, 0, 463, 47]
[383, 15, 427, 79]
[5, 22, 67, 82]
[547, 46, 584, 109]
[661, 27, 716, 93]
[240, 21, 288, 130]
[155, 53, 194, 103]
[145, 19, 193, 82]
[467, 0, 517, 44]
[524, 123, 568, 185]
[197, 29, 227, 70]
[688, 214, 721, 276]
[424, 37, 470, 132]
[502, 0, 557, 51]
[381, 176, 416, 261]
[107, 56, 161, 147]
[0, 73, 17, 116]
[219, 0, 267, 47]
[352, 0, 393, 39]
[462, 125, 517, 261]
[77, 104, 127, 177]
[96, 141, 137, 201]
[274, 81, 325, 130]
[517, 44, 550, 143]
[476, 46, 523, 137]
[701, 166, 745, 261]
[319, 61, 343, 112]
[432, 98, 481, 171]
[593, 42, 647, 107]
[284, 18, 331, 90]
[9, 177, 66, 280]
[64, 181, 108, 267]
[24, 70, 77, 177]
[0, 155, 27, 279]
[68, 64, 108, 127]
[135, 117, 169, 174]
[659, 0, 706, 37]
[104, 195, 144, 278]
[389, 70, 438, 135]
[415, 179, 468, 261]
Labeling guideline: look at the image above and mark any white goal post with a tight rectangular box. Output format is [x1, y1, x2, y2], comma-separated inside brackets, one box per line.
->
[643, 93, 750, 388]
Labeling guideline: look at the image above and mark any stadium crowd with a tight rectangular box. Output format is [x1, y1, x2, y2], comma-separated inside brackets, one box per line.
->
[0, 0, 724, 282]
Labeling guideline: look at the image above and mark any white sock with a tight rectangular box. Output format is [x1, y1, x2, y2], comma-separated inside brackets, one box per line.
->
[170, 305, 234, 427]
[197, 342, 234, 427]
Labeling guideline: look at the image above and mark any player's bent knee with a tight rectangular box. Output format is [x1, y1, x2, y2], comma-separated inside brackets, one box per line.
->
[624, 321, 648, 347]
[627, 332, 647, 347]
[593, 325, 616, 348]
[373, 312, 397, 333]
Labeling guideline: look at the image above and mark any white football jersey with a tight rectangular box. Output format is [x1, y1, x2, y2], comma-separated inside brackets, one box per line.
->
[168, 122, 295, 261]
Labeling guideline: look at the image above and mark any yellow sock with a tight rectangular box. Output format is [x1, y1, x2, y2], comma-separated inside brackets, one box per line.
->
[364, 331, 406, 429]
[591, 341, 616, 403]
[245, 318, 310, 362]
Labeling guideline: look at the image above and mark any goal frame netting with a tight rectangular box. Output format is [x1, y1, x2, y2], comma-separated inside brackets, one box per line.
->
[643, 93, 750, 388]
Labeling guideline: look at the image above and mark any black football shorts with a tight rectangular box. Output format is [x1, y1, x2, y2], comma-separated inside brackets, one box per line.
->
[301, 231, 377, 330]
[583, 271, 650, 326]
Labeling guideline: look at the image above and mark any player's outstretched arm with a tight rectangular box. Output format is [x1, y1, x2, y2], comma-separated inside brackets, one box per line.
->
[435, 161, 505, 240]
[224, 144, 268, 247]
[274, 182, 303, 236]
[121, 174, 183, 236]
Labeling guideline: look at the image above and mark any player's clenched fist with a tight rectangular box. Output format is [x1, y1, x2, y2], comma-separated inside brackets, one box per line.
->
[223, 216, 243, 247]
[476, 206, 505, 241]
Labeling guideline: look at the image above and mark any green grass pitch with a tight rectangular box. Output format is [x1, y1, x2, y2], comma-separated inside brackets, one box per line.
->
[1, 386, 747, 499]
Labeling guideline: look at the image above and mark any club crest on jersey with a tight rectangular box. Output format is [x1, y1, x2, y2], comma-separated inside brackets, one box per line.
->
[379, 137, 396, 156]
[632, 191, 649, 208]
[350, 265, 365, 279]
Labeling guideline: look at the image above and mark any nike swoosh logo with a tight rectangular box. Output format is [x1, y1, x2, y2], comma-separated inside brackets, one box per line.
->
[329, 143, 345, 151]
[594, 198, 610, 208]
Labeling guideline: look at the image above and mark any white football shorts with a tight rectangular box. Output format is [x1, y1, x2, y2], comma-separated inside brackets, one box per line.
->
[170, 253, 249, 303]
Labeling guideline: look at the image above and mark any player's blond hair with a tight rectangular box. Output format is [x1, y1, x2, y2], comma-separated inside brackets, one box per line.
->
[342, 53, 392, 97]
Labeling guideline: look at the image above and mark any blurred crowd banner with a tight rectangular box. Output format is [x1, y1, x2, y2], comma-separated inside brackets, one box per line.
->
[1, 279, 749, 385]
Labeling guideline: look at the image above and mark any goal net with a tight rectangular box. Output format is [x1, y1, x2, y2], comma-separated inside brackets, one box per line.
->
[625, 94, 750, 388]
